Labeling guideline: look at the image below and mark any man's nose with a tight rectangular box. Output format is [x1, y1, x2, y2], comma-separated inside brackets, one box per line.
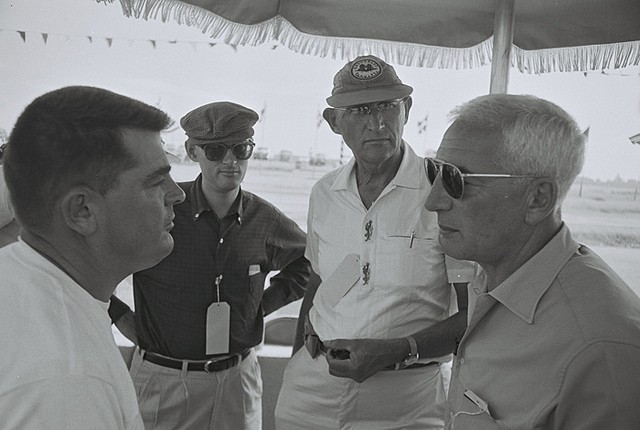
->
[221, 147, 238, 164]
[366, 109, 385, 130]
[425, 174, 451, 212]
[166, 178, 186, 206]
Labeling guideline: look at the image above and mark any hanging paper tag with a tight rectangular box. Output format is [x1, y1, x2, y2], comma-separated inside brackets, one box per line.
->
[206, 302, 230, 355]
[317, 253, 361, 307]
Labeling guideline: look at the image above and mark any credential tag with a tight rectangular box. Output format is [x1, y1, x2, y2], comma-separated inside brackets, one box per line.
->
[206, 302, 230, 355]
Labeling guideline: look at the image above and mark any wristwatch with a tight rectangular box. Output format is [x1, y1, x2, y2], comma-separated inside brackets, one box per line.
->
[397, 336, 419, 369]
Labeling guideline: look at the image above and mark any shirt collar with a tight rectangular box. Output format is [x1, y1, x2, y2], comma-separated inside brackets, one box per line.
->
[188, 174, 244, 223]
[488, 224, 579, 324]
[330, 141, 422, 192]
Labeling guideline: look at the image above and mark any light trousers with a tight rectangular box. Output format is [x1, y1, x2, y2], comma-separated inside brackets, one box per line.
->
[275, 347, 446, 429]
[130, 348, 262, 430]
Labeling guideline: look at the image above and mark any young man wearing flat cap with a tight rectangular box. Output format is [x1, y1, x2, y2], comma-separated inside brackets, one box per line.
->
[275, 55, 475, 429]
[109, 101, 311, 430]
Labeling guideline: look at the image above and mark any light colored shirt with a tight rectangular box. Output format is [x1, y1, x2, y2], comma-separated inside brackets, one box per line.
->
[308, 143, 475, 355]
[446, 224, 640, 429]
[0, 240, 144, 430]
[0, 165, 14, 228]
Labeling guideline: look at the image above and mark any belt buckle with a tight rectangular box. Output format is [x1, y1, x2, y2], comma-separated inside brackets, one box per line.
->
[203, 359, 215, 373]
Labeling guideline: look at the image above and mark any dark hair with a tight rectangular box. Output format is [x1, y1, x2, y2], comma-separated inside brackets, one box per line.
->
[3, 86, 172, 232]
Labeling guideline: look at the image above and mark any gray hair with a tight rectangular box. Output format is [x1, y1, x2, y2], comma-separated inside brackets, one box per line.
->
[449, 94, 586, 205]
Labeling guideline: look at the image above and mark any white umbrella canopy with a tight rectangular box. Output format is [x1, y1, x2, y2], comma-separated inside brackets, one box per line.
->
[99, 0, 640, 77]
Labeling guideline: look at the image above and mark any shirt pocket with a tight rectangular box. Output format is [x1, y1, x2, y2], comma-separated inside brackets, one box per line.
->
[377, 229, 447, 288]
[450, 392, 504, 430]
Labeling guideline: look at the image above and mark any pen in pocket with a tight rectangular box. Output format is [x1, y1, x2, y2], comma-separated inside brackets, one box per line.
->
[409, 229, 415, 248]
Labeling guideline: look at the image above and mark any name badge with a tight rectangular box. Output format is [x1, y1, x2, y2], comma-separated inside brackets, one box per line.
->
[206, 302, 230, 355]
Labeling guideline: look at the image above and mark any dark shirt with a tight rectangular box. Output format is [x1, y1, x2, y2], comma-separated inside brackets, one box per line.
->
[112, 174, 309, 360]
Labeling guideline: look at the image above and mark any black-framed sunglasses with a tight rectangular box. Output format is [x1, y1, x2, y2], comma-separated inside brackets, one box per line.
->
[424, 157, 535, 199]
[195, 139, 255, 162]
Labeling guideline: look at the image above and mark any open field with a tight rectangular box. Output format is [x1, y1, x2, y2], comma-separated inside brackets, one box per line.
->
[168, 162, 640, 295]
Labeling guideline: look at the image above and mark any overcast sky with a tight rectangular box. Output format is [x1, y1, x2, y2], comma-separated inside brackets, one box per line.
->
[1, 0, 639, 180]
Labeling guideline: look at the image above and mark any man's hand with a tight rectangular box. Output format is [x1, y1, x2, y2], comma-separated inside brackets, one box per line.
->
[323, 338, 408, 383]
[114, 309, 138, 345]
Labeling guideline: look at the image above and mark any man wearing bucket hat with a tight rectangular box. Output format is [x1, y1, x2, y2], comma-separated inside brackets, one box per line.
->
[109, 101, 311, 429]
[275, 56, 475, 429]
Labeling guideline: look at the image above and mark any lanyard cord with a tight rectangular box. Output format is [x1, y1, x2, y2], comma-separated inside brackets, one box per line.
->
[212, 215, 239, 302]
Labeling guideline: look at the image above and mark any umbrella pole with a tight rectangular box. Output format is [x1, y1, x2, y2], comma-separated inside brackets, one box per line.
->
[489, 0, 515, 94]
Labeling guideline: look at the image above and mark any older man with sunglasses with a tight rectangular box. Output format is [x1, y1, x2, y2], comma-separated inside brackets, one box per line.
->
[430, 94, 640, 428]
[275, 55, 476, 429]
[109, 101, 311, 430]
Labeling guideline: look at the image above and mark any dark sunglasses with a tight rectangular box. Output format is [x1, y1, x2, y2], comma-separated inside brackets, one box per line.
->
[195, 139, 255, 162]
[424, 157, 535, 199]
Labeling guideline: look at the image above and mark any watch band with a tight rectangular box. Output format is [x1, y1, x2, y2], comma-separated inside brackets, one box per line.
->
[406, 335, 418, 359]
[396, 335, 419, 370]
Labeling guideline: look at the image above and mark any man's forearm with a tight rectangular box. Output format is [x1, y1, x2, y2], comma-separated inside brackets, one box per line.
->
[412, 309, 467, 360]
[262, 256, 312, 315]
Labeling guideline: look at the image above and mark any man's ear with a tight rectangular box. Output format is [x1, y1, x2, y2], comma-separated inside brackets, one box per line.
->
[185, 140, 199, 162]
[59, 187, 99, 236]
[524, 178, 557, 225]
[323, 108, 342, 135]
[402, 97, 413, 124]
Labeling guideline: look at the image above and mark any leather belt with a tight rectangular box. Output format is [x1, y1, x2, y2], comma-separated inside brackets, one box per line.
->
[142, 349, 250, 373]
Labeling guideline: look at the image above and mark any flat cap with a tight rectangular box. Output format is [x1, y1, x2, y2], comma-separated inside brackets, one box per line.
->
[326, 55, 413, 108]
[180, 101, 259, 143]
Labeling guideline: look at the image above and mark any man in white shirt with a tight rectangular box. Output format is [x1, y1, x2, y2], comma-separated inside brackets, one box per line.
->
[0, 86, 185, 429]
[275, 55, 475, 429]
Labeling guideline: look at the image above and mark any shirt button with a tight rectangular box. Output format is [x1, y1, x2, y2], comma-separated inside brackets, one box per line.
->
[473, 287, 481, 295]
[219, 238, 224, 244]
[459, 358, 465, 364]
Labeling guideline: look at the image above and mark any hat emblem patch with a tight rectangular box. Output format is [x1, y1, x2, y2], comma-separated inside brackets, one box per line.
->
[350, 58, 382, 80]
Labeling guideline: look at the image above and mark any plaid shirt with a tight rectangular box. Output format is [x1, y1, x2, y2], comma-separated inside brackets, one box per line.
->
[129, 174, 309, 359]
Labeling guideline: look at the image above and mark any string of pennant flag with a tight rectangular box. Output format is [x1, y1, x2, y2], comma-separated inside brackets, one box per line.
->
[0, 27, 260, 51]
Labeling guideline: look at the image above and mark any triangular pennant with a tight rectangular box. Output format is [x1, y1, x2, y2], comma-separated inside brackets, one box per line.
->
[150, 40, 157, 49]
[87, 36, 93, 43]
[41, 33, 48, 44]
[106, 37, 113, 47]
[18, 31, 26, 42]
[209, 42, 216, 48]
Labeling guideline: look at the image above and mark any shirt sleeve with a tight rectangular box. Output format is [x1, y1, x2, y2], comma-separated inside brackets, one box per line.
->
[444, 255, 477, 284]
[548, 340, 640, 429]
[1, 375, 142, 430]
[261, 210, 311, 316]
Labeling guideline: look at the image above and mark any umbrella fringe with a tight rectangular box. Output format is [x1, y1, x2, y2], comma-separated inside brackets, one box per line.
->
[275, 19, 493, 70]
[99, 0, 640, 72]
[513, 41, 640, 74]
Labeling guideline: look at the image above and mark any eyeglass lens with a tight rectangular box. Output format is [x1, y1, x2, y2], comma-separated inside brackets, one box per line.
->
[345, 100, 402, 117]
[203, 142, 254, 161]
[426, 158, 464, 199]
